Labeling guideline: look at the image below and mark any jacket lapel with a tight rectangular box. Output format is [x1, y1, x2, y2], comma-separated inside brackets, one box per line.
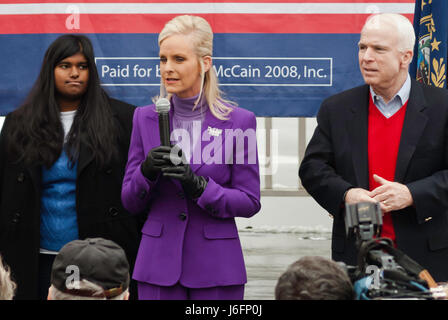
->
[348, 85, 370, 189]
[77, 106, 120, 176]
[26, 165, 42, 195]
[190, 109, 233, 173]
[394, 80, 428, 182]
[77, 142, 95, 176]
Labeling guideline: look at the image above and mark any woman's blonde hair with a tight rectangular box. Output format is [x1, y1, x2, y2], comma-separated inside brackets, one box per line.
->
[157, 15, 236, 120]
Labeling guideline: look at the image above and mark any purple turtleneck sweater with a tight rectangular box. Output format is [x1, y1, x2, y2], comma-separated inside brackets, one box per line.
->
[171, 94, 207, 162]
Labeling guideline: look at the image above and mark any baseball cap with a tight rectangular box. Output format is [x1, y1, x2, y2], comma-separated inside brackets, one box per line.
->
[51, 238, 130, 299]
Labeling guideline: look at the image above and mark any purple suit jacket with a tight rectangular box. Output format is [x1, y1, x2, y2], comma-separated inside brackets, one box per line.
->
[121, 102, 261, 288]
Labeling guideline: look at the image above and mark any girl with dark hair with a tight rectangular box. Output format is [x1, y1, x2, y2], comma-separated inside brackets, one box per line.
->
[0, 34, 143, 299]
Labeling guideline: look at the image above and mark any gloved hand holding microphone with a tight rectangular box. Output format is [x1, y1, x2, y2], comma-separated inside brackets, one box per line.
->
[140, 144, 207, 199]
[142, 97, 207, 199]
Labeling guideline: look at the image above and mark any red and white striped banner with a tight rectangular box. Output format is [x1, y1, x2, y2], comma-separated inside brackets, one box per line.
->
[0, 0, 415, 34]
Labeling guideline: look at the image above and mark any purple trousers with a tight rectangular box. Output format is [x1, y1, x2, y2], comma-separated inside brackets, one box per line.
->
[137, 281, 245, 300]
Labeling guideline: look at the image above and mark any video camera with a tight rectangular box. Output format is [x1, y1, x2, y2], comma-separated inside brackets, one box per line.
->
[344, 202, 442, 300]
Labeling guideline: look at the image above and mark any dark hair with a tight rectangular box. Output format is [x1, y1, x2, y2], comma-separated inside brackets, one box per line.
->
[275, 256, 355, 300]
[6, 34, 117, 168]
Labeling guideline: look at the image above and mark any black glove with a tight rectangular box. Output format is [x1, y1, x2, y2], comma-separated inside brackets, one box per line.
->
[141, 146, 173, 181]
[161, 162, 208, 200]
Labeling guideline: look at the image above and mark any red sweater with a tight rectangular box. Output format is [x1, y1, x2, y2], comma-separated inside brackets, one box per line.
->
[368, 95, 408, 244]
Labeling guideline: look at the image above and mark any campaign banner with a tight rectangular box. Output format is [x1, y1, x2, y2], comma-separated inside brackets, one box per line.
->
[0, 1, 415, 117]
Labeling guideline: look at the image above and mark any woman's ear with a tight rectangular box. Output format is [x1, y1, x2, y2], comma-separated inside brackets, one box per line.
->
[202, 56, 212, 73]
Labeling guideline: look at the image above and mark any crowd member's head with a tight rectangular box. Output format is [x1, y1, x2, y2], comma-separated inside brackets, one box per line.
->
[6, 34, 117, 169]
[358, 13, 415, 100]
[0, 256, 16, 300]
[158, 14, 235, 119]
[48, 238, 130, 300]
[275, 256, 355, 300]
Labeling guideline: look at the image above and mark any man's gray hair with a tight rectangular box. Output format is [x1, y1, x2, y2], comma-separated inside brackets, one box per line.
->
[362, 13, 416, 52]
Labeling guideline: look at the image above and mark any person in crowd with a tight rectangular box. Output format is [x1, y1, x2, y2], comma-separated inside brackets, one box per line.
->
[0, 34, 143, 299]
[299, 13, 448, 281]
[48, 238, 130, 300]
[121, 15, 261, 300]
[0, 255, 16, 300]
[275, 256, 355, 300]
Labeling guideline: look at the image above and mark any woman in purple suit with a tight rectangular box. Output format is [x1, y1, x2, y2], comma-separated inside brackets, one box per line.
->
[121, 15, 261, 300]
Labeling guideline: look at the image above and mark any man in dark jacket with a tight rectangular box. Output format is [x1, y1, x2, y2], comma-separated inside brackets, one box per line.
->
[299, 13, 448, 282]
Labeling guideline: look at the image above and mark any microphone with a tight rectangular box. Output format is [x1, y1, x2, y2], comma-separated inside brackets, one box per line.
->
[155, 98, 171, 146]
